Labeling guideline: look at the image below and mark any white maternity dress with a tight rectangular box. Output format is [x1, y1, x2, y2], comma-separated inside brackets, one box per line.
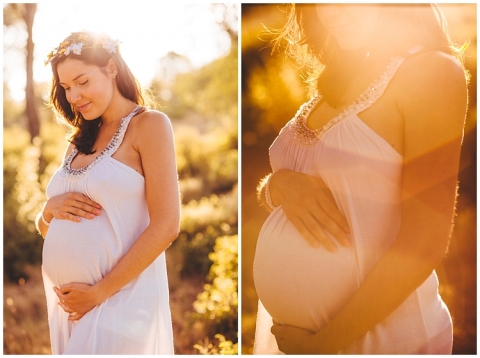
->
[42, 106, 174, 354]
[253, 54, 453, 354]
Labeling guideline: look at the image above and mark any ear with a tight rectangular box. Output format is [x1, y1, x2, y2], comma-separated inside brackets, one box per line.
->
[104, 58, 118, 79]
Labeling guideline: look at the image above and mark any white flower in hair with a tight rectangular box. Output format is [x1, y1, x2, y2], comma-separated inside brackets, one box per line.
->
[65, 42, 84, 56]
[102, 39, 120, 54]
[64, 43, 73, 56]
[71, 42, 84, 55]
[45, 34, 121, 66]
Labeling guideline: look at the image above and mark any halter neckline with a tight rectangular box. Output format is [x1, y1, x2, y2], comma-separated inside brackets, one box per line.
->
[61, 105, 143, 178]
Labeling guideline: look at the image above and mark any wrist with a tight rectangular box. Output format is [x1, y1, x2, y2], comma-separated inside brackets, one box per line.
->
[93, 280, 110, 305]
[42, 204, 54, 223]
[41, 213, 50, 227]
[269, 170, 290, 206]
[264, 173, 277, 211]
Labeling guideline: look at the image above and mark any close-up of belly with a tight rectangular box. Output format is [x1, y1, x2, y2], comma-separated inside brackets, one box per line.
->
[253, 209, 362, 332]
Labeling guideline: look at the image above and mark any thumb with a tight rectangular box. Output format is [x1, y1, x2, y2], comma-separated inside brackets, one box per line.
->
[57, 284, 72, 294]
[271, 324, 286, 337]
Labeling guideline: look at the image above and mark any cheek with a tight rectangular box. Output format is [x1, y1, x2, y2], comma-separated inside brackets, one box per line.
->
[355, 8, 381, 36]
[316, 5, 382, 50]
[90, 78, 114, 103]
[100, 77, 115, 96]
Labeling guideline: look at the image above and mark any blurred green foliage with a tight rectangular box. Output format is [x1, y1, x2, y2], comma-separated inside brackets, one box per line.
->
[3, 122, 62, 282]
[168, 45, 239, 352]
[178, 188, 237, 278]
[194, 333, 238, 355]
[192, 235, 238, 344]
[4, 127, 41, 282]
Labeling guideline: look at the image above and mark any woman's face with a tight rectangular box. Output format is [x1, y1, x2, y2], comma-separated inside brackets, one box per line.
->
[315, 4, 382, 51]
[57, 58, 115, 120]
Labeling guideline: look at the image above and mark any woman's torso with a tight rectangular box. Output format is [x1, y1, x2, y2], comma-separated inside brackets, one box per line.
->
[253, 53, 451, 353]
[42, 106, 147, 288]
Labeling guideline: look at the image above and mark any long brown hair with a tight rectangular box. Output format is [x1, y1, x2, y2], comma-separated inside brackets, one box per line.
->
[271, 4, 468, 102]
[49, 31, 145, 155]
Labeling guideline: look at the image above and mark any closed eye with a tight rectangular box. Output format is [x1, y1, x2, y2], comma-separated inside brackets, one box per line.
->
[79, 80, 88, 86]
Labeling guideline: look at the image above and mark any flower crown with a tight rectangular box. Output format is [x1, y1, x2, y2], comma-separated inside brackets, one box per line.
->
[45, 33, 121, 66]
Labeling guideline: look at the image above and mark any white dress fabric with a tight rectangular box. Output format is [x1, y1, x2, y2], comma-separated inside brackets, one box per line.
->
[253, 55, 453, 354]
[42, 106, 174, 354]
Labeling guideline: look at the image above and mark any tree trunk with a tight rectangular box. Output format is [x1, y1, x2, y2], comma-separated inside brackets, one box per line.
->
[23, 4, 40, 141]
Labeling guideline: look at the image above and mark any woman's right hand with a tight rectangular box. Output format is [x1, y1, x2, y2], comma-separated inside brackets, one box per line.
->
[43, 192, 102, 223]
[269, 169, 350, 252]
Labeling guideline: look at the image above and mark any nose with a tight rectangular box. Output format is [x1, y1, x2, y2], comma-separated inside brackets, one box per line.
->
[67, 87, 82, 104]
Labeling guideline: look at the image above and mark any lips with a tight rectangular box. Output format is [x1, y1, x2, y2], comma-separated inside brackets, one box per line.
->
[76, 103, 90, 112]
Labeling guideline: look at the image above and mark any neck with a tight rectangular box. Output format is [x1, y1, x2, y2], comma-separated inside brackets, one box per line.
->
[100, 88, 137, 126]
[318, 47, 389, 107]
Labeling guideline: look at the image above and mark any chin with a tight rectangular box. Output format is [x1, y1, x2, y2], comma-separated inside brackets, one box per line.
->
[79, 109, 102, 121]
[81, 115, 98, 121]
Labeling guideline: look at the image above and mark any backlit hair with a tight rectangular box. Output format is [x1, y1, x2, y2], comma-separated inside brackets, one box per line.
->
[271, 4, 468, 98]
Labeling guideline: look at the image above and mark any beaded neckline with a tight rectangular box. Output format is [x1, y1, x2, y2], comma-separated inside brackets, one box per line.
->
[288, 56, 405, 147]
[61, 106, 142, 178]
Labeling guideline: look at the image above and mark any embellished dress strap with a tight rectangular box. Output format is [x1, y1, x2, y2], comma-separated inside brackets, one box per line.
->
[62, 105, 143, 178]
[288, 56, 406, 147]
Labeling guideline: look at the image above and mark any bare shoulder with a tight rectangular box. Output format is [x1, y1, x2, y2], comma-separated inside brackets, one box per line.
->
[130, 109, 174, 139]
[396, 50, 468, 155]
[397, 50, 467, 106]
[134, 109, 172, 130]
[63, 142, 75, 159]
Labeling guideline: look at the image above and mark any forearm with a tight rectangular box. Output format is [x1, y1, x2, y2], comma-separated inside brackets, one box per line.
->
[256, 169, 296, 212]
[314, 239, 440, 353]
[94, 222, 179, 303]
[313, 184, 454, 353]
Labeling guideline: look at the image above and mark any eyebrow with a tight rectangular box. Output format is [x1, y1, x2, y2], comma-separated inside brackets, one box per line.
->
[59, 73, 89, 85]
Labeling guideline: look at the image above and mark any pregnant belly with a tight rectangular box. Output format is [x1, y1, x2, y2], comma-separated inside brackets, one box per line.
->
[253, 209, 362, 332]
[42, 215, 121, 288]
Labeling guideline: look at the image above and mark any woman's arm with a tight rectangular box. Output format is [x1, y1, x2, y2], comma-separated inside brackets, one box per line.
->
[273, 51, 468, 353]
[56, 111, 180, 320]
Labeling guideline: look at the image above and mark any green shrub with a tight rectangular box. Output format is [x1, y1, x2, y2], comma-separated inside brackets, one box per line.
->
[194, 333, 238, 355]
[175, 187, 237, 278]
[4, 129, 44, 282]
[191, 235, 238, 348]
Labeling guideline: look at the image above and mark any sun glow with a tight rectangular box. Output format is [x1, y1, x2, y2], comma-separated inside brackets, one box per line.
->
[4, 2, 236, 102]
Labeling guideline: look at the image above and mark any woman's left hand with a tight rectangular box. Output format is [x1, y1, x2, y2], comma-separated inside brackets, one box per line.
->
[54, 283, 103, 321]
[271, 322, 323, 354]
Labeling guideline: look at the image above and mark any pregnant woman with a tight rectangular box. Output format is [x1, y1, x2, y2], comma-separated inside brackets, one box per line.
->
[36, 31, 180, 354]
[253, 4, 468, 354]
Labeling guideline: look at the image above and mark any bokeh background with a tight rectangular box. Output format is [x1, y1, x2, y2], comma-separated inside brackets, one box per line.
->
[241, 4, 476, 354]
[4, 2, 238, 354]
